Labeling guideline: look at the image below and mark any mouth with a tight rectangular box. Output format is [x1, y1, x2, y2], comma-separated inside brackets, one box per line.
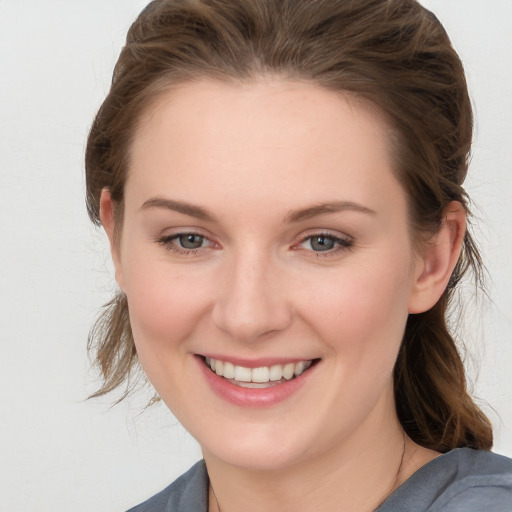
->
[202, 356, 318, 389]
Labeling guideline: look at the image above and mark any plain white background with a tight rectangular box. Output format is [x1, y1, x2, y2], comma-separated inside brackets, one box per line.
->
[0, 1, 510, 511]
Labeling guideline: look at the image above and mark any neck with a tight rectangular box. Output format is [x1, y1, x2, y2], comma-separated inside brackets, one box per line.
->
[205, 414, 430, 512]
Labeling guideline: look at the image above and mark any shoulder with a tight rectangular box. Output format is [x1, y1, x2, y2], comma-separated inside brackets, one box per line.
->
[126, 460, 208, 512]
[428, 449, 512, 511]
[378, 448, 512, 512]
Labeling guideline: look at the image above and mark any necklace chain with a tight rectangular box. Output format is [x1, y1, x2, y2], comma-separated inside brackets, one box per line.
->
[372, 432, 407, 511]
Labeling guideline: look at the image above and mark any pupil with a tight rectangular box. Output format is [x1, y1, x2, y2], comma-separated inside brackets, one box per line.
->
[311, 236, 334, 251]
[179, 234, 203, 249]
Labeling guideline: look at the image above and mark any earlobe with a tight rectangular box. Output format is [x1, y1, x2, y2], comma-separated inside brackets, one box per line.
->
[99, 188, 126, 292]
[408, 201, 466, 314]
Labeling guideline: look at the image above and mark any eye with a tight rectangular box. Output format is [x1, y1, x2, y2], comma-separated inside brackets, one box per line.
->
[299, 233, 353, 254]
[176, 233, 206, 249]
[156, 232, 215, 255]
[307, 235, 336, 251]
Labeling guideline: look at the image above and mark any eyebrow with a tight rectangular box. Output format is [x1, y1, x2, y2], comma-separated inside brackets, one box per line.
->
[283, 201, 376, 223]
[140, 196, 376, 223]
[140, 197, 216, 222]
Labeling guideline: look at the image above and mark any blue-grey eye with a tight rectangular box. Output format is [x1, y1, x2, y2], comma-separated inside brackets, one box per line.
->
[309, 235, 336, 251]
[178, 234, 205, 249]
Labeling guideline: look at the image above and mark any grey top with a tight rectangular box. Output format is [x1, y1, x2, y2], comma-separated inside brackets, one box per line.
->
[127, 448, 512, 511]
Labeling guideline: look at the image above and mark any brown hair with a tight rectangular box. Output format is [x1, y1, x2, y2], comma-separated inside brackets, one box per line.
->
[85, 0, 492, 450]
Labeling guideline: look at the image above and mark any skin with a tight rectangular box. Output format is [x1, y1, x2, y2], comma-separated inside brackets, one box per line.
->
[101, 78, 466, 512]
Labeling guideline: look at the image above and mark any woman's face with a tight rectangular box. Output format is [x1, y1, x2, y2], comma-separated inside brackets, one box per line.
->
[109, 78, 426, 471]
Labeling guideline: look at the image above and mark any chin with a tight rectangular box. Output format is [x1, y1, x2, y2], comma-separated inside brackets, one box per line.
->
[195, 417, 331, 472]
[204, 441, 308, 472]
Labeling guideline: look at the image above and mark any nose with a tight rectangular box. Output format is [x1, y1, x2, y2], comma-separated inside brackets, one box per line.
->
[212, 250, 293, 343]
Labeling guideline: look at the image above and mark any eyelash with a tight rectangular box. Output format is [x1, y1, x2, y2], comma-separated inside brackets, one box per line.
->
[156, 232, 354, 257]
[296, 232, 354, 257]
[156, 233, 213, 255]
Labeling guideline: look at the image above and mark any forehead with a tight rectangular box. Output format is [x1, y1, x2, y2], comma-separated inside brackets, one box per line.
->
[133, 77, 390, 155]
[125, 77, 404, 220]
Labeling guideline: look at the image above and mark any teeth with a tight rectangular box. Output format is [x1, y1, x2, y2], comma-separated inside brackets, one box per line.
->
[234, 365, 252, 382]
[223, 361, 235, 379]
[282, 363, 295, 380]
[251, 367, 270, 383]
[269, 364, 283, 381]
[294, 360, 310, 376]
[204, 357, 313, 383]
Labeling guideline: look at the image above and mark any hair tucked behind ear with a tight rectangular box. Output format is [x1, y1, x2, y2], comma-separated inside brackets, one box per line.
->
[86, 0, 492, 450]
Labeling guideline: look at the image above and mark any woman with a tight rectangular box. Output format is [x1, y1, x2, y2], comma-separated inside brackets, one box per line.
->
[85, 0, 512, 510]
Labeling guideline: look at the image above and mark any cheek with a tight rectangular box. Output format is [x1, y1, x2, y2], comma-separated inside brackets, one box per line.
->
[122, 255, 213, 355]
[300, 258, 412, 362]
[122, 259, 217, 413]
[297, 260, 413, 429]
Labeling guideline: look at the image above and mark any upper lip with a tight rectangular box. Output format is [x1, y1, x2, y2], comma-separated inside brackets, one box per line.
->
[198, 354, 317, 368]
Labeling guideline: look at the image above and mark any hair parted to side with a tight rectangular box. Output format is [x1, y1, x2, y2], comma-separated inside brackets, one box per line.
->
[85, 0, 493, 451]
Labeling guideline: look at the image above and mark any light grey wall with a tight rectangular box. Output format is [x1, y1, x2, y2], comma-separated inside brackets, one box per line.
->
[0, 1, 510, 511]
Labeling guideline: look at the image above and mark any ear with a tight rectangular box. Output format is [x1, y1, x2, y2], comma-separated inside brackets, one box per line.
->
[408, 201, 466, 314]
[99, 188, 126, 292]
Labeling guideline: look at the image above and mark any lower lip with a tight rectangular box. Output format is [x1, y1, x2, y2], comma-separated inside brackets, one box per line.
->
[196, 356, 316, 408]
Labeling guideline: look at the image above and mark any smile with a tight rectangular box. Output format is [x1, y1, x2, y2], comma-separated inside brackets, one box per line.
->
[204, 356, 314, 388]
